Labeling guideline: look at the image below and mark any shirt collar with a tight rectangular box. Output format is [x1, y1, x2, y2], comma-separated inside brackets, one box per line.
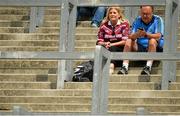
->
[108, 20, 121, 26]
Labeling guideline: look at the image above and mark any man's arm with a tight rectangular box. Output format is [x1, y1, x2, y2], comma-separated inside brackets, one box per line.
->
[146, 32, 161, 40]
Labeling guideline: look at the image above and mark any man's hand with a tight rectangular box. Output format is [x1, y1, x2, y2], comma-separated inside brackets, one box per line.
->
[137, 29, 147, 38]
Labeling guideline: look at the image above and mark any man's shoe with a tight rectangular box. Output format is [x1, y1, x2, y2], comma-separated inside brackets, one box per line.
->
[141, 66, 151, 75]
[91, 23, 98, 28]
[118, 66, 128, 74]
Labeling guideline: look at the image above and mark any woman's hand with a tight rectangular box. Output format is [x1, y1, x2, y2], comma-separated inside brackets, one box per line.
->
[104, 42, 111, 49]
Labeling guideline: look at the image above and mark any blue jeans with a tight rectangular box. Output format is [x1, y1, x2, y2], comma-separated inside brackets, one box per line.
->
[77, 7, 106, 26]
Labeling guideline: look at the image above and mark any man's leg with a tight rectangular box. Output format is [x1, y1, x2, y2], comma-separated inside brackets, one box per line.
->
[141, 38, 158, 75]
[91, 7, 106, 27]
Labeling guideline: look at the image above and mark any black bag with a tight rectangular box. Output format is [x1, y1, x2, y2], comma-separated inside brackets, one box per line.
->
[72, 60, 94, 82]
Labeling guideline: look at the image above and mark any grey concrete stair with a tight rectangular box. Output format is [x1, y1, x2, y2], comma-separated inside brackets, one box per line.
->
[0, 82, 53, 89]
[0, 33, 96, 41]
[0, 69, 52, 74]
[0, 40, 58, 46]
[36, 27, 98, 34]
[64, 82, 159, 90]
[0, 27, 28, 33]
[1, 89, 180, 97]
[0, 82, 159, 90]
[1, 103, 180, 114]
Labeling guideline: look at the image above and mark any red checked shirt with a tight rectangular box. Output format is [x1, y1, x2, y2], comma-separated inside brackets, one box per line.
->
[97, 20, 130, 44]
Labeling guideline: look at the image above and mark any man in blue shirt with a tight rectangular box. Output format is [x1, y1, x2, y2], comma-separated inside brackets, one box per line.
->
[118, 5, 164, 75]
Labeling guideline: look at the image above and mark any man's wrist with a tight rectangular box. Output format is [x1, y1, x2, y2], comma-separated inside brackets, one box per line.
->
[144, 33, 148, 38]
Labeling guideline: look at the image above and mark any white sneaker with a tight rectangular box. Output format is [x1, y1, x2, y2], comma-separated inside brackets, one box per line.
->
[91, 23, 98, 28]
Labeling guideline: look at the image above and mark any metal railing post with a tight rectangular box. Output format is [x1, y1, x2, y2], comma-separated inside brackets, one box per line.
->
[29, 7, 37, 33]
[36, 7, 45, 27]
[162, 0, 179, 89]
[57, 0, 69, 89]
[92, 46, 110, 115]
[66, 1, 77, 81]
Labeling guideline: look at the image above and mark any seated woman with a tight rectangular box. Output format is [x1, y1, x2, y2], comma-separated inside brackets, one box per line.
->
[97, 6, 130, 74]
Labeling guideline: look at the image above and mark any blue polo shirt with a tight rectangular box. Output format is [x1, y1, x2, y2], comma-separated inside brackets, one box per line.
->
[131, 15, 164, 48]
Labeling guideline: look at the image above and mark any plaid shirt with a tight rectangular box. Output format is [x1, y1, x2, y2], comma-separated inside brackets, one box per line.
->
[97, 20, 130, 43]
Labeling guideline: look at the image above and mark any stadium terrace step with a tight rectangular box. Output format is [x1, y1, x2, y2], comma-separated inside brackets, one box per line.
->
[1, 96, 180, 105]
[1, 89, 180, 97]
[0, 69, 53, 74]
[0, 46, 58, 51]
[169, 83, 180, 90]
[0, 15, 29, 21]
[0, 40, 96, 47]
[0, 9, 29, 15]
[0, 82, 53, 89]
[0, 60, 58, 68]
[1, 73, 180, 83]
[0, 40, 58, 46]
[0, 27, 97, 33]
[64, 82, 160, 90]
[0, 103, 180, 114]
[37, 27, 98, 34]
[0, 7, 29, 11]
[0, 46, 97, 51]
[0, 96, 91, 104]
[0, 74, 57, 82]
[75, 40, 96, 47]
[0, 27, 28, 33]
[0, 33, 96, 41]
[0, 21, 29, 27]
[108, 104, 180, 113]
[0, 103, 91, 112]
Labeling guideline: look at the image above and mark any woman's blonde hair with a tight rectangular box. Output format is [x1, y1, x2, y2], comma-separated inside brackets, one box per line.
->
[101, 6, 127, 25]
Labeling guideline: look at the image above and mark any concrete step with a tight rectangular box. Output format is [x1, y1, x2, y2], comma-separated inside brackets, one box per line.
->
[0, 103, 180, 113]
[0, 20, 29, 27]
[0, 69, 53, 74]
[0, 33, 96, 41]
[0, 27, 28, 33]
[0, 15, 29, 21]
[64, 82, 159, 90]
[1, 96, 180, 105]
[0, 42, 180, 51]
[0, 6, 164, 14]
[1, 19, 179, 29]
[0, 103, 90, 112]
[0, 46, 102, 51]
[0, 27, 98, 33]
[0, 40, 58, 46]
[0, 96, 91, 104]
[1, 73, 180, 83]
[108, 104, 180, 113]
[169, 83, 180, 90]
[0, 82, 53, 89]
[75, 40, 96, 47]
[0, 7, 29, 10]
[0, 40, 96, 47]
[0, 46, 58, 51]
[0, 60, 58, 68]
[0, 9, 29, 15]
[0, 46, 96, 51]
[1, 89, 180, 97]
[0, 82, 159, 90]
[0, 74, 57, 82]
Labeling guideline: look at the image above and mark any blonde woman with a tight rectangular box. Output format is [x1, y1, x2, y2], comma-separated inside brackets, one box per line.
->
[97, 6, 130, 74]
